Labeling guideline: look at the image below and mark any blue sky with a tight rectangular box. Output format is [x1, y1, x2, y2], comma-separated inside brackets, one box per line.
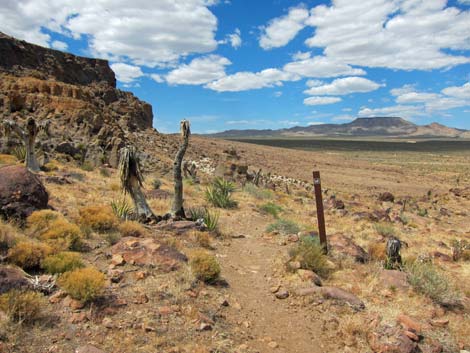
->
[1, 0, 469, 132]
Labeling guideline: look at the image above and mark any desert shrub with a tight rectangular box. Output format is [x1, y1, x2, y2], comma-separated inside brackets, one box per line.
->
[99, 168, 111, 177]
[59, 267, 106, 302]
[266, 218, 300, 235]
[0, 153, 18, 165]
[243, 184, 273, 200]
[118, 221, 146, 238]
[259, 202, 283, 218]
[373, 223, 396, 237]
[152, 178, 162, 190]
[79, 205, 118, 232]
[27, 210, 61, 234]
[39, 218, 84, 251]
[187, 206, 207, 221]
[42, 251, 84, 274]
[104, 232, 121, 246]
[110, 199, 135, 221]
[11, 146, 26, 163]
[0, 222, 20, 253]
[406, 261, 460, 306]
[417, 208, 428, 217]
[27, 211, 84, 251]
[205, 178, 237, 209]
[80, 162, 94, 172]
[8, 241, 52, 270]
[0, 290, 46, 323]
[450, 239, 470, 261]
[190, 250, 221, 283]
[368, 242, 386, 262]
[42, 161, 59, 172]
[194, 231, 212, 249]
[288, 236, 330, 277]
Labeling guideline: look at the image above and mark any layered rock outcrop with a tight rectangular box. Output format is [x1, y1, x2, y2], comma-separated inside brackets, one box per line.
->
[0, 32, 154, 167]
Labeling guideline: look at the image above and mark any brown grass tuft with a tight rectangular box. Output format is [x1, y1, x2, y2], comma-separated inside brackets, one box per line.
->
[79, 205, 119, 232]
[59, 267, 106, 302]
[8, 241, 53, 270]
[189, 250, 221, 283]
[118, 221, 147, 238]
[0, 290, 46, 323]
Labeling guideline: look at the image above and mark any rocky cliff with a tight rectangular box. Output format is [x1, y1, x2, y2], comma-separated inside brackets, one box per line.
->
[0, 32, 154, 167]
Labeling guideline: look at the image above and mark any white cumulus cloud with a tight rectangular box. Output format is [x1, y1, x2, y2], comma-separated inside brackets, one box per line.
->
[284, 56, 365, 78]
[166, 55, 231, 85]
[304, 76, 383, 96]
[110, 63, 144, 83]
[259, 5, 309, 49]
[51, 40, 68, 51]
[303, 96, 342, 106]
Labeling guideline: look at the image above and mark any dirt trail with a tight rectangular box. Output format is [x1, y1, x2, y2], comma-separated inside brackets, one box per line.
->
[218, 217, 329, 353]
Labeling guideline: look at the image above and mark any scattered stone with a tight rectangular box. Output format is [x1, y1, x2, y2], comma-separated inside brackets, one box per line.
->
[0, 165, 49, 221]
[112, 237, 187, 271]
[75, 345, 105, 353]
[296, 269, 322, 286]
[268, 341, 278, 348]
[156, 220, 204, 234]
[430, 319, 449, 327]
[379, 192, 395, 202]
[133, 293, 149, 304]
[328, 233, 369, 263]
[108, 269, 124, 283]
[198, 322, 212, 331]
[102, 317, 113, 329]
[449, 187, 470, 198]
[231, 234, 246, 239]
[368, 327, 417, 353]
[49, 290, 67, 304]
[431, 251, 452, 262]
[397, 314, 422, 334]
[379, 270, 410, 291]
[287, 234, 299, 242]
[297, 286, 365, 310]
[69, 312, 88, 324]
[219, 298, 229, 307]
[270, 285, 280, 294]
[275, 289, 289, 299]
[287, 261, 301, 271]
[404, 330, 419, 342]
[135, 271, 147, 280]
[110, 254, 125, 266]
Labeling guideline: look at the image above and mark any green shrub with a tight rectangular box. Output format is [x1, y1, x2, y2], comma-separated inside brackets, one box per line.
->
[8, 241, 53, 270]
[373, 223, 396, 237]
[203, 209, 220, 232]
[406, 261, 460, 306]
[0, 290, 46, 323]
[190, 250, 221, 283]
[99, 168, 111, 177]
[259, 202, 283, 218]
[205, 178, 237, 208]
[289, 236, 330, 277]
[266, 218, 300, 235]
[110, 199, 135, 221]
[243, 184, 273, 199]
[39, 218, 84, 251]
[187, 206, 207, 221]
[59, 267, 106, 302]
[80, 162, 94, 172]
[42, 252, 84, 274]
[417, 208, 428, 217]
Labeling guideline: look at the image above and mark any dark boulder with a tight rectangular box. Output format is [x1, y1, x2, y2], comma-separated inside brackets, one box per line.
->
[379, 192, 395, 202]
[0, 266, 31, 294]
[0, 165, 48, 221]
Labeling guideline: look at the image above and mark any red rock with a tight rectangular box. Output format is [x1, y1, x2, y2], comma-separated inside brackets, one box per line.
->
[157, 306, 174, 316]
[49, 290, 67, 304]
[0, 265, 31, 294]
[296, 269, 322, 286]
[430, 319, 449, 327]
[110, 254, 125, 266]
[431, 251, 452, 262]
[75, 345, 106, 353]
[111, 237, 187, 271]
[69, 312, 88, 324]
[328, 233, 369, 263]
[297, 286, 364, 310]
[0, 165, 49, 221]
[404, 330, 419, 341]
[397, 314, 422, 334]
[379, 270, 410, 291]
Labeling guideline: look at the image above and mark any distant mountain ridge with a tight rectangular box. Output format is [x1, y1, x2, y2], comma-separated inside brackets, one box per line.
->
[208, 117, 469, 138]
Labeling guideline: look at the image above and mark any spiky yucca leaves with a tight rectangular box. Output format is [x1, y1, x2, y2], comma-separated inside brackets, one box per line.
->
[172, 120, 191, 218]
[118, 146, 155, 223]
[2, 118, 50, 171]
[110, 198, 135, 220]
[205, 177, 237, 208]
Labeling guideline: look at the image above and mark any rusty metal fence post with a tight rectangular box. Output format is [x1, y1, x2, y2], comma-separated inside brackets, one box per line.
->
[312, 171, 327, 254]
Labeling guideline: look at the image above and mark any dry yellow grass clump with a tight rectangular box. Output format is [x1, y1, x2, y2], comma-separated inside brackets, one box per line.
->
[79, 205, 119, 232]
[42, 251, 84, 274]
[27, 210, 84, 251]
[8, 240, 53, 270]
[59, 267, 106, 302]
[189, 250, 221, 283]
[0, 290, 46, 323]
[118, 221, 147, 237]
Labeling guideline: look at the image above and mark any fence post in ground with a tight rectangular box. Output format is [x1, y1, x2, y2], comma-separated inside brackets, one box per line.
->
[312, 171, 327, 254]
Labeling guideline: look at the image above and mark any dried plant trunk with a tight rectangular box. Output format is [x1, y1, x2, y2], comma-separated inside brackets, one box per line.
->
[119, 146, 155, 222]
[386, 237, 402, 269]
[172, 120, 190, 218]
[2, 117, 49, 172]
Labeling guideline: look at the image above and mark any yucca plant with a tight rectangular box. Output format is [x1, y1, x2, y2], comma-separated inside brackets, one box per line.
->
[187, 206, 207, 221]
[205, 177, 237, 209]
[110, 198, 135, 221]
[11, 145, 26, 162]
[203, 209, 220, 232]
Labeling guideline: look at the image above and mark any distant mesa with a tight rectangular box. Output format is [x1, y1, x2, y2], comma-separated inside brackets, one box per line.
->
[207, 117, 468, 139]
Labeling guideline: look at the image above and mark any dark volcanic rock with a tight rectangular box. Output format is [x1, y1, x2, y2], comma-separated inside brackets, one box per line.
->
[0, 266, 31, 294]
[379, 192, 395, 202]
[0, 32, 115, 86]
[0, 165, 48, 221]
[329, 233, 369, 263]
